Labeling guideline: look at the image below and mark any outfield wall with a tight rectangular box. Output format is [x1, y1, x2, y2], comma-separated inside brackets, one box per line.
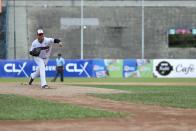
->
[6, 1, 196, 59]
[0, 59, 152, 78]
[0, 59, 195, 78]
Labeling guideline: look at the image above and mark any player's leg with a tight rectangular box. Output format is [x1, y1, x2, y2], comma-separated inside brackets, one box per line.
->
[60, 70, 64, 82]
[28, 77, 34, 85]
[29, 64, 40, 85]
[34, 57, 47, 88]
[41, 58, 50, 88]
[30, 68, 40, 78]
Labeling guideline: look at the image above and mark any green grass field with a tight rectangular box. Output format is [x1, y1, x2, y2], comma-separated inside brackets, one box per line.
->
[0, 78, 196, 120]
[58, 78, 196, 109]
[49, 77, 196, 109]
[0, 94, 124, 120]
[88, 85, 196, 108]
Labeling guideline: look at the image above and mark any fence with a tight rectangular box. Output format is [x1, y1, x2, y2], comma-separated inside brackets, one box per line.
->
[5, 0, 196, 59]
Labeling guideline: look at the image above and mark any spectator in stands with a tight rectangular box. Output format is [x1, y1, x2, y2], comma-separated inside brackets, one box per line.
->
[51, 53, 65, 82]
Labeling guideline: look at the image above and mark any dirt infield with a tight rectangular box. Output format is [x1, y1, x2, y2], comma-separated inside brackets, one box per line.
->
[0, 82, 196, 131]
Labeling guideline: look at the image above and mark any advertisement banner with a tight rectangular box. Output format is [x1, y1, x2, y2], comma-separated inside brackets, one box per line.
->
[64, 59, 92, 77]
[0, 59, 92, 78]
[137, 59, 153, 77]
[123, 59, 137, 78]
[0, 59, 153, 78]
[104, 59, 123, 78]
[92, 59, 109, 78]
[0, 60, 32, 77]
[92, 59, 138, 78]
[0, 60, 57, 78]
[153, 59, 196, 78]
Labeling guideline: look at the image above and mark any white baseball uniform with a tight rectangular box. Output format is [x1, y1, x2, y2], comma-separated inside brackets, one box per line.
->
[30, 37, 55, 87]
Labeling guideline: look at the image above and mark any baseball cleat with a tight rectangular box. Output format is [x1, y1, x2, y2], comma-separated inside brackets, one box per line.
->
[28, 77, 34, 85]
[41, 85, 49, 89]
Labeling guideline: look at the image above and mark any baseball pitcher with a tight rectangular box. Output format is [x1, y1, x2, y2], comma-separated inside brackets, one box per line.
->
[29, 29, 63, 88]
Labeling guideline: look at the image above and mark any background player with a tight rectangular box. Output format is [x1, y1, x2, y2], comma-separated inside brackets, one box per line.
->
[29, 29, 63, 88]
[51, 53, 65, 82]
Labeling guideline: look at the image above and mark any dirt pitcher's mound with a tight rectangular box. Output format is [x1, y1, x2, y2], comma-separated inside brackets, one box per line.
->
[0, 82, 128, 98]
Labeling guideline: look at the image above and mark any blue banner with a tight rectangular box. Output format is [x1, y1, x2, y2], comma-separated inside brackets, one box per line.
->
[123, 59, 137, 78]
[0, 60, 33, 77]
[64, 59, 92, 77]
[0, 59, 151, 78]
[92, 59, 109, 78]
[0, 59, 92, 78]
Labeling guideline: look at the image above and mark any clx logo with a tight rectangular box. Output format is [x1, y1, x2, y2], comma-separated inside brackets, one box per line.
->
[66, 62, 90, 77]
[4, 62, 29, 77]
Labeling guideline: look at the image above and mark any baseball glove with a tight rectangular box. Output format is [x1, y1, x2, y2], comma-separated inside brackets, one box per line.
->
[30, 47, 42, 56]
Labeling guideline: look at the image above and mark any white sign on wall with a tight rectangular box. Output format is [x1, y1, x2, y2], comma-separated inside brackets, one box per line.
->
[153, 59, 196, 78]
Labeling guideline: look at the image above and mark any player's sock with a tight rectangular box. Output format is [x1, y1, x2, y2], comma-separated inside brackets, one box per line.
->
[29, 77, 34, 85]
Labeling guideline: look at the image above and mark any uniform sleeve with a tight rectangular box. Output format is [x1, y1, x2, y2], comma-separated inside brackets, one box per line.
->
[46, 37, 61, 45]
[47, 38, 55, 44]
[61, 58, 65, 65]
[29, 42, 36, 51]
